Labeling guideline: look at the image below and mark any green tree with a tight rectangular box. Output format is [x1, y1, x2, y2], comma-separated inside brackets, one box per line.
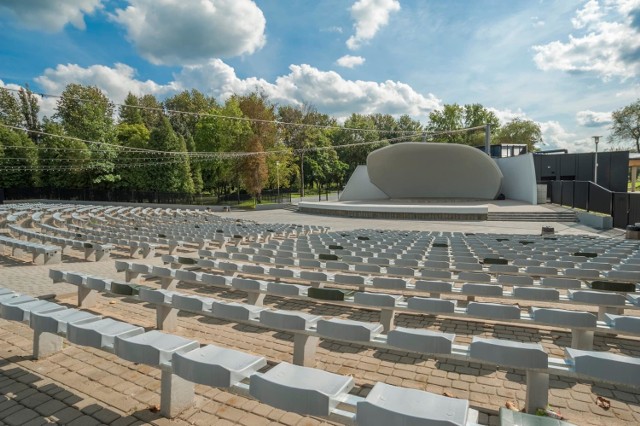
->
[236, 93, 277, 200]
[18, 85, 41, 141]
[610, 99, 640, 152]
[164, 90, 217, 140]
[0, 127, 39, 188]
[427, 103, 499, 145]
[462, 104, 500, 145]
[114, 123, 152, 190]
[139, 94, 164, 130]
[278, 104, 343, 195]
[396, 114, 424, 142]
[334, 114, 383, 177]
[427, 104, 464, 143]
[148, 117, 194, 194]
[495, 118, 542, 152]
[194, 98, 251, 196]
[38, 119, 90, 188]
[164, 90, 216, 193]
[266, 141, 297, 190]
[0, 87, 23, 127]
[119, 93, 144, 126]
[54, 84, 118, 186]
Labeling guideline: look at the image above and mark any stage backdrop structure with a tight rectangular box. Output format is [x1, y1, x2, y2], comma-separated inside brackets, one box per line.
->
[340, 142, 505, 201]
[299, 142, 540, 220]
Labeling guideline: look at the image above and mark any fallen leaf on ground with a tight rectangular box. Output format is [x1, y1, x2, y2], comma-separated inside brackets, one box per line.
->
[442, 391, 454, 398]
[149, 404, 160, 413]
[505, 401, 519, 411]
[596, 396, 610, 410]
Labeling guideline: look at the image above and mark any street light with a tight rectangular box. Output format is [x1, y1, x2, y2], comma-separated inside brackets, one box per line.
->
[593, 136, 600, 184]
[276, 161, 280, 203]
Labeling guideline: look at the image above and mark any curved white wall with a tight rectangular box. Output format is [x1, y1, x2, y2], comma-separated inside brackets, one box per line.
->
[339, 165, 389, 201]
[367, 143, 503, 199]
[494, 153, 537, 204]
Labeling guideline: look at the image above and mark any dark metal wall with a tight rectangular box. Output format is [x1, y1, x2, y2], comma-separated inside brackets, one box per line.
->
[534, 151, 629, 192]
[551, 180, 640, 228]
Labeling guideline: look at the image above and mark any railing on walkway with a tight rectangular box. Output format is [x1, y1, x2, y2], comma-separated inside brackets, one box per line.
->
[550, 180, 640, 228]
[2, 187, 293, 206]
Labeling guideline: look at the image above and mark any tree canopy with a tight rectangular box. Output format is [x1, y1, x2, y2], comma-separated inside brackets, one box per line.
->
[610, 99, 640, 152]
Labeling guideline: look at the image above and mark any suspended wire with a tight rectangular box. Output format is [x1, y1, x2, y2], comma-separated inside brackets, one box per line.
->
[1, 86, 492, 137]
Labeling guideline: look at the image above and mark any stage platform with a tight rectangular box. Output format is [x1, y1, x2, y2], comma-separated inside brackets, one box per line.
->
[297, 199, 576, 221]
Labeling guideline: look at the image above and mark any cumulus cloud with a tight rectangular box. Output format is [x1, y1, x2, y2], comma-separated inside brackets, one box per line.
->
[33, 60, 442, 121]
[538, 120, 591, 151]
[35, 63, 178, 105]
[488, 107, 527, 125]
[533, 0, 640, 80]
[336, 55, 366, 68]
[576, 110, 613, 127]
[0, 0, 102, 32]
[571, 0, 603, 28]
[346, 0, 400, 50]
[179, 60, 442, 118]
[111, 0, 266, 65]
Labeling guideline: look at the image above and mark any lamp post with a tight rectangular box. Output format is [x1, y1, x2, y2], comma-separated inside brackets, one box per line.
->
[276, 161, 280, 203]
[593, 136, 601, 185]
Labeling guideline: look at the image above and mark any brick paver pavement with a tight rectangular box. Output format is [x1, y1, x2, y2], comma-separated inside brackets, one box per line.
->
[0, 208, 637, 425]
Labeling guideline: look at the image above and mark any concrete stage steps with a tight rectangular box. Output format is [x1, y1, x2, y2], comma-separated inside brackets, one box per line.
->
[487, 212, 577, 222]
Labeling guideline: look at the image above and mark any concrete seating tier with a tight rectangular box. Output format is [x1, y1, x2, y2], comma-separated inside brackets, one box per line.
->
[107, 262, 640, 348]
[8, 223, 114, 261]
[0, 234, 61, 264]
[46, 272, 640, 417]
[157, 256, 640, 315]
[0, 285, 484, 423]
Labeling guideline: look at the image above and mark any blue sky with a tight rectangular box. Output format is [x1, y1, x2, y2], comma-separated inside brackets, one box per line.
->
[1, 0, 639, 152]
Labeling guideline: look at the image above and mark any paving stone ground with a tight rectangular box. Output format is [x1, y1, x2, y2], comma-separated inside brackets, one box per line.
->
[0, 208, 637, 425]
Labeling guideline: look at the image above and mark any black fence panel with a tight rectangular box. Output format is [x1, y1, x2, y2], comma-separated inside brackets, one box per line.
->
[561, 182, 574, 207]
[629, 194, 640, 227]
[573, 181, 588, 210]
[589, 183, 612, 215]
[4, 187, 198, 205]
[612, 192, 629, 228]
[613, 193, 629, 228]
[551, 181, 562, 204]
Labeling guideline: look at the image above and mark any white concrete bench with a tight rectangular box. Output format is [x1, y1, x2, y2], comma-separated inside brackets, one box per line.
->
[249, 362, 354, 416]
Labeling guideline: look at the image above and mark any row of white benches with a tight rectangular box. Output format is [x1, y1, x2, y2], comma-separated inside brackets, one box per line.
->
[109, 260, 640, 349]
[192, 252, 640, 308]
[0, 286, 486, 424]
[0, 235, 61, 265]
[214, 244, 640, 283]
[47, 269, 640, 419]
[8, 224, 114, 262]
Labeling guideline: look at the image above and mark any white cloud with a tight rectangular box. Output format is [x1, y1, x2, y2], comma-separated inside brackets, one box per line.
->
[346, 0, 400, 50]
[576, 110, 612, 127]
[35, 63, 178, 105]
[533, 0, 640, 80]
[571, 0, 603, 28]
[0, 0, 102, 32]
[111, 0, 266, 65]
[179, 60, 442, 119]
[488, 107, 527, 125]
[33, 60, 442, 121]
[336, 55, 366, 68]
[538, 120, 592, 151]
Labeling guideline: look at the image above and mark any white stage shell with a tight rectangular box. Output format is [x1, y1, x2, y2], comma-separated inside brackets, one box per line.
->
[366, 143, 503, 199]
